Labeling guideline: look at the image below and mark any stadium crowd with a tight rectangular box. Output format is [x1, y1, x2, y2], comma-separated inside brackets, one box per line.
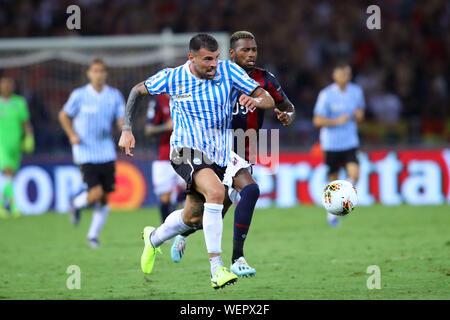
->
[0, 0, 448, 154]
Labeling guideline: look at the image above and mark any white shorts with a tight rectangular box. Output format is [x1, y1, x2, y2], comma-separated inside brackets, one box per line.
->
[152, 160, 185, 196]
[223, 151, 252, 203]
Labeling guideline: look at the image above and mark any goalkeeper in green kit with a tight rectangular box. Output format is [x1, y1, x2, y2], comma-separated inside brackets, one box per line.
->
[0, 77, 34, 218]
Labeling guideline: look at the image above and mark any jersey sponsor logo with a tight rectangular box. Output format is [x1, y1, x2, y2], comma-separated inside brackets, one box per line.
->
[81, 104, 99, 114]
[330, 104, 344, 112]
[172, 93, 193, 102]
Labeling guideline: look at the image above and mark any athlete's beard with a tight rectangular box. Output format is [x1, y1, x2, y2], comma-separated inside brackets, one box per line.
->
[196, 66, 216, 80]
[243, 65, 255, 74]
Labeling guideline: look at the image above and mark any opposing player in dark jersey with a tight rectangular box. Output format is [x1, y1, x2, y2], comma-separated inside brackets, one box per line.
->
[145, 94, 185, 223]
[171, 31, 296, 277]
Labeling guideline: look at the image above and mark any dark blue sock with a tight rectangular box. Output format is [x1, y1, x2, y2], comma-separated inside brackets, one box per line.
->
[232, 183, 260, 263]
[159, 202, 170, 222]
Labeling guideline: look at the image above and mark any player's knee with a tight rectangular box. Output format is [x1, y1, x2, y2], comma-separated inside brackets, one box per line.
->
[204, 184, 225, 204]
[242, 183, 260, 199]
[188, 215, 202, 226]
[89, 186, 104, 202]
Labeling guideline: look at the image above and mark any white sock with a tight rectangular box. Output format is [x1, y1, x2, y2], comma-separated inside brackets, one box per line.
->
[73, 191, 88, 209]
[203, 203, 224, 254]
[210, 255, 224, 276]
[150, 209, 191, 248]
[87, 204, 109, 240]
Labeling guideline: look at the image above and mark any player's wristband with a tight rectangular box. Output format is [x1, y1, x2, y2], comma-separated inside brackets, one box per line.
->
[122, 125, 132, 131]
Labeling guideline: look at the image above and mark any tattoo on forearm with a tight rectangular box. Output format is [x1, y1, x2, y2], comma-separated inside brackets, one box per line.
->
[123, 88, 144, 130]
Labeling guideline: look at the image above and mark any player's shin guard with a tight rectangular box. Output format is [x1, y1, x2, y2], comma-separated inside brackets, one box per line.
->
[232, 184, 260, 263]
[150, 209, 192, 248]
[203, 203, 224, 255]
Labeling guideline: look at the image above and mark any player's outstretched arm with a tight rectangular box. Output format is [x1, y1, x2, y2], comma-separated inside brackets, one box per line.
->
[118, 81, 149, 157]
[239, 87, 274, 111]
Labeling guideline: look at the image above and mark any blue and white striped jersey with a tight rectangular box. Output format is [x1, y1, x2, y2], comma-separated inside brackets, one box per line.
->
[314, 82, 365, 152]
[145, 60, 259, 167]
[63, 84, 125, 164]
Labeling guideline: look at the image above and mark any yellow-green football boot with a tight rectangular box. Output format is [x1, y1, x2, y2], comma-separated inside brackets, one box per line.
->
[0, 207, 8, 219]
[11, 206, 21, 218]
[211, 266, 238, 289]
[140, 226, 161, 274]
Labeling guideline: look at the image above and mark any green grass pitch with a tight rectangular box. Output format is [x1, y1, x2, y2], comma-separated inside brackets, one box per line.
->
[0, 204, 449, 300]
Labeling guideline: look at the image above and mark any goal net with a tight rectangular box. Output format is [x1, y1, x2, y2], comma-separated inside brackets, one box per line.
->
[0, 29, 230, 156]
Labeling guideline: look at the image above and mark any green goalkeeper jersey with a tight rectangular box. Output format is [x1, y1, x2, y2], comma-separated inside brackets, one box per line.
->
[0, 94, 30, 151]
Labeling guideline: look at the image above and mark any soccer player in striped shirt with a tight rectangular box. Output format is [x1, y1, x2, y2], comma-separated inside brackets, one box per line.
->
[0, 77, 35, 218]
[313, 62, 365, 227]
[171, 31, 296, 277]
[59, 59, 125, 248]
[118, 34, 275, 289]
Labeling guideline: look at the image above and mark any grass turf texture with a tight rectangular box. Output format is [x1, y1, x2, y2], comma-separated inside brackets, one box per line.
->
[0, 205, 449, 300]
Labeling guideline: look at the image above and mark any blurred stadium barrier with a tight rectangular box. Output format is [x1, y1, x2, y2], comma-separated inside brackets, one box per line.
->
[1, 149, 448, 215]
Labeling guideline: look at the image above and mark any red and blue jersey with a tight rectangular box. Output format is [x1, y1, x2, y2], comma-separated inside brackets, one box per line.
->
[146, 94, 172, 161]
[231, 67, 288, 161]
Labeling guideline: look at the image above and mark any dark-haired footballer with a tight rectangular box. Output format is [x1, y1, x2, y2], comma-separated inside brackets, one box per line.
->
[171, 31, 296, 278]
[118, 33, 275, 289]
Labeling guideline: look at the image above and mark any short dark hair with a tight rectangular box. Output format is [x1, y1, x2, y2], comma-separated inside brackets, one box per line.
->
[88, 58, 107, 70]
[189, 34, 218, 52]
[230, 31, 255, 49]
[334, 61, 351, 70]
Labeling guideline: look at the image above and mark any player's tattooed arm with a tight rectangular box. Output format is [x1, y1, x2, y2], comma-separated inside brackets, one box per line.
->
[119, 81, 149, 157]
[274, 99, 296, 126]
[239, 87, 274, 111]
[122, 81, 149, 131]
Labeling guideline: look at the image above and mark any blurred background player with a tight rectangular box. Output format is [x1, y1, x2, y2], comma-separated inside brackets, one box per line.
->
[0, 77, 34, 218]
[313, 62, 365, 227]
[145, 94, 185, 223]
[58, 59, 125, 248]
[171, 31, 296, 277]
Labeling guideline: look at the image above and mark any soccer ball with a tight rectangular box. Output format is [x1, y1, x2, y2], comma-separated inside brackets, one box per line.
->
[322, 180, 358, 216]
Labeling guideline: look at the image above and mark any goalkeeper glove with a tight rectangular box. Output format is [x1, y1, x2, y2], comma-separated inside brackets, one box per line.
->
[22, 134, 35, 154]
